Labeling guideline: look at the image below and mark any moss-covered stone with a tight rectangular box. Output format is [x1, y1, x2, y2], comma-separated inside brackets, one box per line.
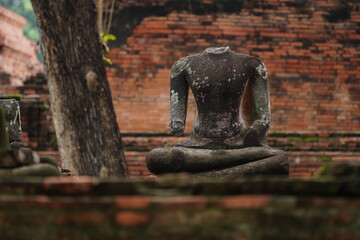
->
[316, 162, 360, 180]
[303, 136, 319, 143]
[3, 94, 23, 101]
[318, 155, 332, 162]
[0, 106, 10, 152]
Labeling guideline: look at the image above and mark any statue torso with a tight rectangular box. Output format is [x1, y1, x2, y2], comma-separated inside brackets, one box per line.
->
[175, 47, 261, 149]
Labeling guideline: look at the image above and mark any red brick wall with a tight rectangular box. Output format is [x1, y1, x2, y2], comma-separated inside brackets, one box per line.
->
[0, 6, 43, 86]
[103, 0, 360, 178]
[107, 0, 360, 134]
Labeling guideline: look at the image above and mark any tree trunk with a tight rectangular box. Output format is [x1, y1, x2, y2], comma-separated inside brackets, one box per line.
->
[31, 0, 128, 177]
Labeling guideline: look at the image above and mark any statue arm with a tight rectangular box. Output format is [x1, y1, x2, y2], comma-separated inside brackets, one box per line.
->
[244, 60, 270, 146]
[169, 59, 189, 136]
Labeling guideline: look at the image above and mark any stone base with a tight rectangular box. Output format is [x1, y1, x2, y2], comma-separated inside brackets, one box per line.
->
[193, 154, 288, 178]
[146, 146, 288, 178]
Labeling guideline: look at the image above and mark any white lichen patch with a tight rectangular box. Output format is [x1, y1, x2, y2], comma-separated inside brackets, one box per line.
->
[170, 90, 179, 104]
[198, 92, 206, 103]
[256, 62, 268, 79]
[171, 57, 189, 77]
[188, 67, 193, 75]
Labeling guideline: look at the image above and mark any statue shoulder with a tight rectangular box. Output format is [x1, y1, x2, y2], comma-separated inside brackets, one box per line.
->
[232, 53, 266, 70]
[171, 56, 193, 77]
[247, 56, 268, 79]
[171, 55, 194, 77]
[243, 55, 262, 67]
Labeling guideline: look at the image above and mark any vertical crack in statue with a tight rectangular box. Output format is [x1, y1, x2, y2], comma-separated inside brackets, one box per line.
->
[146, 47, 288, 178]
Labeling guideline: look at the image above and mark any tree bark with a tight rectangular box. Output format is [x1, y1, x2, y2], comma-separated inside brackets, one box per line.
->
[31, 0, 128, 177]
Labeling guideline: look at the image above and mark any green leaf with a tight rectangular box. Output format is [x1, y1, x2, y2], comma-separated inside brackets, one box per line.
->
[103, 56, 112, 65]
[103, 34, 116, 43]
[104, 44, 110, 52]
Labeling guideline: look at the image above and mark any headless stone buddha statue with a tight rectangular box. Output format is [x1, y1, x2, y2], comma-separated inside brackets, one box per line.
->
[0, 100, 60, 177]
[146, 47, 288, 178]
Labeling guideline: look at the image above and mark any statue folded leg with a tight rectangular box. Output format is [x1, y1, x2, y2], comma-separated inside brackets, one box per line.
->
[0, 164, 61, 177]
[146, 146, 288, 176]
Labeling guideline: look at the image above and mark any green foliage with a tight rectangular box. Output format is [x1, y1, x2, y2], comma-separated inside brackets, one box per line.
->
[318, 155, 332, 162]
[287, 136, 319, 143]
[288, 136, 302, 141]
[303, 136, 319, 143]
[39, 102, 50, 110]
[101, 32, 116, 65]
[0, 0, 39, 41]
[5, 94, 23, 101]
[316, 162, 360, 180]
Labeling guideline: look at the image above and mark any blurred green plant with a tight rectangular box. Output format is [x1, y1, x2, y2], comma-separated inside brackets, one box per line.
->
[0, 0, 39, 41]
[5, 94, 23, 101]
[101, 31, 116, 65]
[97, 0, 116, 65]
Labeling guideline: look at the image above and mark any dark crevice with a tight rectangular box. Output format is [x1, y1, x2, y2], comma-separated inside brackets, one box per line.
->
[108, 1, 245, 47]
[323, 0, 356, 22]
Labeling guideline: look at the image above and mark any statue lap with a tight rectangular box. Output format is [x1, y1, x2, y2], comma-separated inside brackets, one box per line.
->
[146, 146, 288, 177]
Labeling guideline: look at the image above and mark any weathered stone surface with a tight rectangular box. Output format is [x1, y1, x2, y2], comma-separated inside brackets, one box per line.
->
[169, 46, 270, 148]
[0, 98, 22, 142]
[316, 162, 360, 179]
[146, 47, 288, 177]
[0, 105, 10, 153]
[193, 154, 288, 178]
[147, 146, 286, 174]
[0, 147, 61, 176]
[0, 99, 60, 176]
[0, 151, 17, 168]
[0, 163, 61, 177]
